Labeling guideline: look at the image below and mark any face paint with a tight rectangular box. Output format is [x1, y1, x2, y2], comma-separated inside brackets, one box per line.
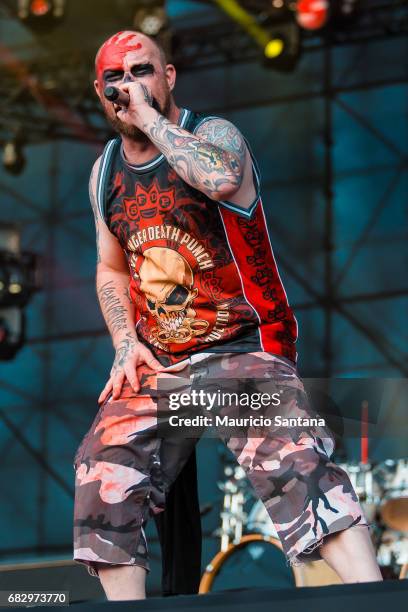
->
[95, 31, 144, 82]
[95, 31, 173, 141]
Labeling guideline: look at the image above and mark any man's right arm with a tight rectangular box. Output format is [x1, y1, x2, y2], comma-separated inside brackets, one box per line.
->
[89, 157, 161, 403]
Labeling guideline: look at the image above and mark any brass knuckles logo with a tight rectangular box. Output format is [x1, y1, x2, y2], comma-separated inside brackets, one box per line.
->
[123, 179, 175, 220]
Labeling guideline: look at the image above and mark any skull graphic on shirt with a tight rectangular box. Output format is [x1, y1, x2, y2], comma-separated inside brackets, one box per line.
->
[135, 246, 208, 344]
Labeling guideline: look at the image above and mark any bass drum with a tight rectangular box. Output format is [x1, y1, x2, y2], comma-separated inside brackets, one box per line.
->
[200, 502, 342, 592]
[199, 535, 296, 593]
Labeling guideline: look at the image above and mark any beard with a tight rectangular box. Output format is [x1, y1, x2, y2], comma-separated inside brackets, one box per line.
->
[106, 91, 172, 141]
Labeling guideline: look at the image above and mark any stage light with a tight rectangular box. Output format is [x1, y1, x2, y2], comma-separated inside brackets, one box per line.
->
[8, 266, 24, 294]
[2, 140, 26, 175]
[264, 38, 284, 58]
[0, 309, 25, 360]
[133, 2, 167, 36]
[262, 20, 301, 72]
[215, 0, 301, 72]
[296, 0, 329, 31]
[17, 0, 66, 27]
[0, 258, 23, 307]
[0, 254, 39, 359]
[0, 230, 40, 310]
[0, 265, 7, 298]
[30, 0, 51, 17]
[9, 284, 22, 294]
[0, 226, 41, 360]
[137, 10, 165, 35]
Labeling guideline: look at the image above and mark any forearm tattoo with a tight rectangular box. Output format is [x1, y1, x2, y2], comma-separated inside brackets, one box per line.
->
[89, 166, 101, 264]
[112, 332, 137, 374]
[143, 116, 246, 200]
[97, 279, 128, 335]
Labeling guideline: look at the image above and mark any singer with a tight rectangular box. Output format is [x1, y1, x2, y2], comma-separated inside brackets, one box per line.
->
[72, 30, 382, 601]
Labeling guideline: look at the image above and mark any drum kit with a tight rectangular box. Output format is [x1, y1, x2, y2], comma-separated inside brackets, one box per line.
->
[199, 457, 408, 592]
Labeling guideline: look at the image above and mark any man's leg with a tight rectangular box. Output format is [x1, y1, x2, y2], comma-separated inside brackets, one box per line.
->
[73, 360, 199, 601]
[198, 351, 382, 583]
[98, 563, 147, 600]
[73, 364, 180, 600]
[96, 432, 199, 600]
[319, 525, 382, 582]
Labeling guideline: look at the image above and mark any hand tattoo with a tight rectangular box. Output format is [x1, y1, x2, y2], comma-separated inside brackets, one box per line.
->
[112, 332, 137, 374]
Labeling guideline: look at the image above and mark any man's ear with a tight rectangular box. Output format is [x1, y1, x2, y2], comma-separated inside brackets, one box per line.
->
[165, 64, 176, 92]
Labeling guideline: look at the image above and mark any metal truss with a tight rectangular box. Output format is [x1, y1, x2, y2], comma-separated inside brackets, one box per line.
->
[0, 0, 407, 144]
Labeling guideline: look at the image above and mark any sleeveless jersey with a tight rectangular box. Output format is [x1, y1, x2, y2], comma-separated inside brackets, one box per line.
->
[96, 108, 298, 367]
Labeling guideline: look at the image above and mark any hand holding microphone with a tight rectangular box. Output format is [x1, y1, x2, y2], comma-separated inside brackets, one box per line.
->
[104, 84, 159, 111]
[104, 83, 161, 132]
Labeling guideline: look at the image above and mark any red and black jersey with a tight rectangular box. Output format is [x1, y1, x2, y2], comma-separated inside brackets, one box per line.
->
[96, 108, 298, 366]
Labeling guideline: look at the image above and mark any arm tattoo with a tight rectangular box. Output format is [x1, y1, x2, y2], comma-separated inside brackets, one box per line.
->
[112, 332, 137, 374]
[196, 119, 247, 164]
[89, 165, 101, 264]
[143, 116, 246, 200]
[97, 280, 128, 335]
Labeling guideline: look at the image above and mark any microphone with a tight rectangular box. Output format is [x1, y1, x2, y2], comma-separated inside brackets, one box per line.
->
[104, 86, 129, 108]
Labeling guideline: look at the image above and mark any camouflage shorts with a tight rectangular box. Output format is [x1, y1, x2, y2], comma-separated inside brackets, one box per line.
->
[73, 351, 367, 578]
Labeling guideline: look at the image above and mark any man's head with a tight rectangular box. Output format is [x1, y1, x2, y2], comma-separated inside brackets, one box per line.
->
[94, 31, 176, 140]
